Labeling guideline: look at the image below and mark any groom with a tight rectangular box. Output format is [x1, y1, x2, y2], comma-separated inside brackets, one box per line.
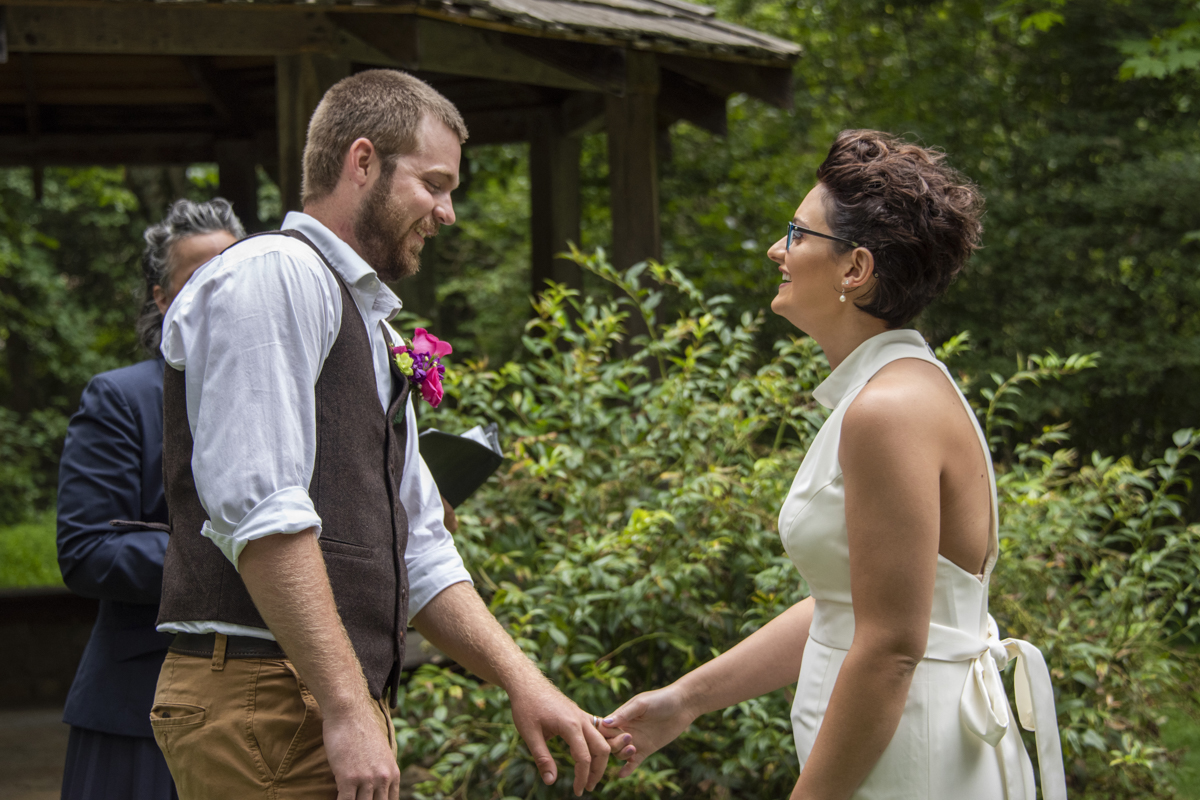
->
[150, 70, 610, 799]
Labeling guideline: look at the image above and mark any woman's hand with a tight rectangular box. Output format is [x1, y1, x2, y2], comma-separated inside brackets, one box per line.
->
[600, 684, 698, 778]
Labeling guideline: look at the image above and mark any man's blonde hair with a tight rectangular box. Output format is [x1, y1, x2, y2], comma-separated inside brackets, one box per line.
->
[302, 70, 468, 206]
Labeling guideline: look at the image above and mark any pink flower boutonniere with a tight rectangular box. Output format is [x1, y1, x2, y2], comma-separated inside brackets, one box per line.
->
[390, 328, 453, 407]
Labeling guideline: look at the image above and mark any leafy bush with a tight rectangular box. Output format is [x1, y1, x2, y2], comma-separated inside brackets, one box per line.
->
[396, 252, 1199, 799]
[0, 513, 62, 588]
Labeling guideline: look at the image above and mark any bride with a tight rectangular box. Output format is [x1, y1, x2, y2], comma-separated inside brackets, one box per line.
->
[601, 130, 1067, 799]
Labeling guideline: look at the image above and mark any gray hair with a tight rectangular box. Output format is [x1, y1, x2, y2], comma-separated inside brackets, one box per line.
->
[136, 198, 246, 355]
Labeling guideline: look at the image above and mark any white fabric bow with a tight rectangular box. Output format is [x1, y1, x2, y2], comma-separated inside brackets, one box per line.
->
[960, 615, 1069, 800]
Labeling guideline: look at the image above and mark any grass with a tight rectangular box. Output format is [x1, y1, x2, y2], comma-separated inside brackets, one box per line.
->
[1161, 686, 1200, 799]
[0, 512, 63, 588]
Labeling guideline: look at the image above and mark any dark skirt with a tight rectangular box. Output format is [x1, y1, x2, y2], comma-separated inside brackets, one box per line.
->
[61, 726, 177, 800]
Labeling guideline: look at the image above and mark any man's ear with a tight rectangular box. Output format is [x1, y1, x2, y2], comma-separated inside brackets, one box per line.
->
[345, 138, 377, 188]
[842, 247, 875, 291]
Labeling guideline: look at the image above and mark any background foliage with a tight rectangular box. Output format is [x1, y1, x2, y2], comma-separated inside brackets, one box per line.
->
[397, 256, 1200, 799]
[2, 0, 1200, 797]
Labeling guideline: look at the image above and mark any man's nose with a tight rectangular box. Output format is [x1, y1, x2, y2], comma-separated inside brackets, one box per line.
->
[435, 197, 456, 227]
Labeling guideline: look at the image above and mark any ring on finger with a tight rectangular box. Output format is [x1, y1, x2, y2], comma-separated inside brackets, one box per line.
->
[591, 715, 600, 728]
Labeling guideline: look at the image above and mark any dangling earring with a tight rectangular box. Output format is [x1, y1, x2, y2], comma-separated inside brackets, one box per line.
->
[839, 278, 849, 303]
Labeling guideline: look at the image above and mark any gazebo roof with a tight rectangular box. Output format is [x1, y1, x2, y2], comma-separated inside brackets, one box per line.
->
[0, 0, 800, 338]
[338, 0, 802, 63]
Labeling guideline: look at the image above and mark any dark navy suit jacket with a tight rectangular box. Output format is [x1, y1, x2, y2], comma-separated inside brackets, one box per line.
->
[57, 358, 174, 738]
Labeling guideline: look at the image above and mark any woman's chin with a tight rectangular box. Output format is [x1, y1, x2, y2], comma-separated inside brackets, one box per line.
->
[769, 289, 789, 316]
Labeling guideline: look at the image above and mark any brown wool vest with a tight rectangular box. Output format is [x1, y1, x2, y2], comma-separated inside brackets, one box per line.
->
[156, 230, 412, 702]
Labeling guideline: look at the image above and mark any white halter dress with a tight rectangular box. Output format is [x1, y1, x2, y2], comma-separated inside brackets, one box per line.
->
[778, 330, 1067, 800]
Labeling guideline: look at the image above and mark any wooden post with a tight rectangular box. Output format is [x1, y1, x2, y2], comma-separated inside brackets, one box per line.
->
[275, 54, 349, 213]
[606, 50, 660, 340]
[215, 139, 258, 231]
[530, 113, 583, 299]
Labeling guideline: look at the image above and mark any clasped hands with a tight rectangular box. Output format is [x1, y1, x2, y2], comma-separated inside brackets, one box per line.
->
[517, 683, 692, 794]
[591, 684, 697, 782]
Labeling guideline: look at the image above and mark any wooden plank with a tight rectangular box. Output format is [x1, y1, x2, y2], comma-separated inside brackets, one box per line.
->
[0, 132, 215, 166]
[460, 107, 535, 145]
[3, 4, 396, 63]
[500, 34, 626, 95]
[327, 14, 597, 91]
[0, 7, 9, 66]
[0, 87, 208, 105]
[530, 113, 582, 295]
[658, 68, 725, 135]
[605, 50, 659, 341]
[183, 57, 242, 132]
[659, 52, 792, 108]
[0, 53, 210, 105]
[276, 54, 349, 213]
[18, 52, 37, 136]
[560, 91, 605, 137]
[215, 138, 259, 231]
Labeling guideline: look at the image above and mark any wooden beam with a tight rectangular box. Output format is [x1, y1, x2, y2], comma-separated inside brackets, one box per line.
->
[659, 53, 792, 109]
[500, 35, 626, 95]
[215, 138, 259, 232]
[327, 14, 597, 92]
[3, 4, 396, 64]
[606, 51, 659, 341]
[658, 69, 726, 136]
[560, 92, 605, 138]
[459, 107, 533, 146]
[325, 13, 418, 71]
[18, 51, 38, 136]
[1, 7, 9, 65]
[0, 132, 215, 166]
[182, 57, 246, 133]
[276, 53, 349, 214]
[530, 114, 582, 297]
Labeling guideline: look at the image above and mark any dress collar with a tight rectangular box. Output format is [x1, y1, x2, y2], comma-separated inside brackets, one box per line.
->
[812, 329, 931, 410]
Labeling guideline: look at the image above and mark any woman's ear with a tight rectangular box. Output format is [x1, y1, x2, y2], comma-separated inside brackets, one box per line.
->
[153, 284, 170, 315]
[842, 247, 875, 290]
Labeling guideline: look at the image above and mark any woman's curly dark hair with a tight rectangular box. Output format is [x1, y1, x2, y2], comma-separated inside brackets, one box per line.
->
[816, 130, 984, 328]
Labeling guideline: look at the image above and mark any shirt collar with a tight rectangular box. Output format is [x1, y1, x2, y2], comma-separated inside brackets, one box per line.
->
[282, 211, 403, 319]
[812, 329, 930, 410]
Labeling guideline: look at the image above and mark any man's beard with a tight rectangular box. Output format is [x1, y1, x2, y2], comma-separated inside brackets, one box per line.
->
[354, 175, 431, 283]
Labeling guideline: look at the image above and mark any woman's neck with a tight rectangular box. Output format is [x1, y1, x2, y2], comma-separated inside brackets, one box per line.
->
[812, 315, 891, 371]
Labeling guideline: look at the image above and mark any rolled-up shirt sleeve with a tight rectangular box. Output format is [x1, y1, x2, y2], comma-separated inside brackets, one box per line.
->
[161, 243, 340, 570]
[393, 362, 473, 619]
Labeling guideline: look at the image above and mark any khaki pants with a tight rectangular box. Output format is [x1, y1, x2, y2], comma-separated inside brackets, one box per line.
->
[151, 646, 397, 799]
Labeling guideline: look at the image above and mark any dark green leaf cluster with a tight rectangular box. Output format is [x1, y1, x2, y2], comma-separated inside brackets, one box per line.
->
[395, 253, 1198, 799]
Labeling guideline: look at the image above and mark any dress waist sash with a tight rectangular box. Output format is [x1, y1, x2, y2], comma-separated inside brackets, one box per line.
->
[809, 600, 1067, 800]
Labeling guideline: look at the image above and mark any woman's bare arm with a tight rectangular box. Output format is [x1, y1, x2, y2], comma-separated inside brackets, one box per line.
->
[788, 366, 944, 800]
[604, 596, 813, 777]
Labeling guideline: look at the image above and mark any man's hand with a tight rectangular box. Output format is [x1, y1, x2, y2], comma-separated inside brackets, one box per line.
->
[412, 583, 620, 796]
[509, 682, 615, 796]
[322, 704, 400, 800]
[239, 531, 399, 799]
[601, 684, 696, 779]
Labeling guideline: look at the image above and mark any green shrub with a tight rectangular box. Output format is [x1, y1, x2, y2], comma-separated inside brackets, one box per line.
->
[0, 512, 62, 588]
[395, 251, 1199, 799]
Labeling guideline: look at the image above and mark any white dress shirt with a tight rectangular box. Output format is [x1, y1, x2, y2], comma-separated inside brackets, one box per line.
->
[158, 212, 472, 640]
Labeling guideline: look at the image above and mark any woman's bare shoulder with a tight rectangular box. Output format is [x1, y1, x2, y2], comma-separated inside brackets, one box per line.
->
[842, 358, 961, 448]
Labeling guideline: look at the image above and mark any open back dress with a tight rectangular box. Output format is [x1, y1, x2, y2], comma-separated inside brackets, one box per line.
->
[778, 329, 1067, 800]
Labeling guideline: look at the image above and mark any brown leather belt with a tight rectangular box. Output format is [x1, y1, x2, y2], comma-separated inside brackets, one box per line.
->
[169, 632, 286, 659]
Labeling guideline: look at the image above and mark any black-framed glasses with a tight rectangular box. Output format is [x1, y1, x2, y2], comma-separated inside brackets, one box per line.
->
[787, 221, 859, 250]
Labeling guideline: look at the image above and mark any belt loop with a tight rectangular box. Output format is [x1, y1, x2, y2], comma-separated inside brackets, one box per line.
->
[211, 633, 228, 671]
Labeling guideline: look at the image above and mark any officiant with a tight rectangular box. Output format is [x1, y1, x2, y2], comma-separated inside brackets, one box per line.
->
[56, 198, 245, 800]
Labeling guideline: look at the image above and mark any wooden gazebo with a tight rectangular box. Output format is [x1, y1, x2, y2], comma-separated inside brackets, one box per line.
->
[0, 0, 800, 293]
